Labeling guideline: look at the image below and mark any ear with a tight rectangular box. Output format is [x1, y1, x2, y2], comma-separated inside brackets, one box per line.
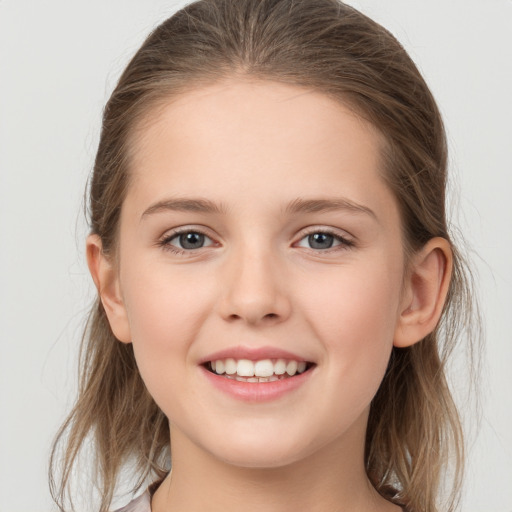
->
[86, 234, 132, 343]
[394, 237, 453, 348]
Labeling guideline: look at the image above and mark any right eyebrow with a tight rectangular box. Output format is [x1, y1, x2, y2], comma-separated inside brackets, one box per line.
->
[141, 198, 227, 220]
[284, 197, 377, 221]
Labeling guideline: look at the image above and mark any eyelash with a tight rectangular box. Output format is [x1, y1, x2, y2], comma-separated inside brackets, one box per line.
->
[297, 228, 355, 252]
[157, 227, 216, 256]
[157, 227, 355, 256]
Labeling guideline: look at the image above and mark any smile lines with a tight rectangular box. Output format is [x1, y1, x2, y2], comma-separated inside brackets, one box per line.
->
[207, 358, 311, 382]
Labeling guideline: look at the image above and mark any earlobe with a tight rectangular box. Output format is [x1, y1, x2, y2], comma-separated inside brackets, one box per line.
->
[86, 234, 132, 343]
[394, 237, 453, 348]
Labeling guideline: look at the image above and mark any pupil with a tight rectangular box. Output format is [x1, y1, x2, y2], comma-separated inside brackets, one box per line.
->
[180, 232, 204, 249]
[308, 233, 333, 249]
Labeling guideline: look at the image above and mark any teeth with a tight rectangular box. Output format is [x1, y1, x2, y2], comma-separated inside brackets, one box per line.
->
[224, 358, 237, 375]
[286, 360, 298, 376]
[215, 360, 225, 374]
[274, 359, 286, 375]
[237, 359, 255, 377]
[254, 359, 274, 377]
[209, 357, 310, 380]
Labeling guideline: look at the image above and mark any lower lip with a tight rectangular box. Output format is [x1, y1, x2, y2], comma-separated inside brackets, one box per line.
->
[200, 366, 313, 402]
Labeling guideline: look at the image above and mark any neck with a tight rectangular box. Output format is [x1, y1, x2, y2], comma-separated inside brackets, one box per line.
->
[152, 415, 400, 512]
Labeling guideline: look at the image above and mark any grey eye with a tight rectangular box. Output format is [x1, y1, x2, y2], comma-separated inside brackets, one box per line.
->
[170, 231, 213, 250]
[295, 231, 350, 251]
[307, 233, 334, 249]
[179, 232, 204, 249]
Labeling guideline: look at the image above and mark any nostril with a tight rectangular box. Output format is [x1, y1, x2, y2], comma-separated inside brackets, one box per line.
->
[226, 312, 279, 323]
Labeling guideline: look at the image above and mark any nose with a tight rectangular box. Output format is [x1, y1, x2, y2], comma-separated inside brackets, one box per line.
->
[217, 245, 292, 326]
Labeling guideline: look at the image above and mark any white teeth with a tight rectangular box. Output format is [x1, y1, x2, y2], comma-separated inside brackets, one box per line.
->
[286, 360, 298, 376]
[209, 357, 310, 380]
[215, 360, 225, 374]
[224, 358, 237, 375]
[254, 359, 274, 377]
[274, 359, 287, 375]
[237, 359, 255, 377]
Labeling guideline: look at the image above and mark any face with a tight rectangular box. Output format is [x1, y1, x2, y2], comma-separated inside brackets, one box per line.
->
[111, 79, 408, 468]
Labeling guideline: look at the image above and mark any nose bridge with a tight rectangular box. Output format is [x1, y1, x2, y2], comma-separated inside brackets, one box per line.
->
[219, 238, 291, 325]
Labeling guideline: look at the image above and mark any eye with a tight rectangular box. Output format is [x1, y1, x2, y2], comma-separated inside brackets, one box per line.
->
[161, 230, 215, 252]
[304, 232, 336, 250]
[295, 231, 353, 251]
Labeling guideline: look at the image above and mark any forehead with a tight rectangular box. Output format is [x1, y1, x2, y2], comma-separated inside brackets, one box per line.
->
[126, 78, 395, 218]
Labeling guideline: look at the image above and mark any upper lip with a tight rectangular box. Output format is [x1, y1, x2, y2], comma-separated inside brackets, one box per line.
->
[198, 345, 312, 365]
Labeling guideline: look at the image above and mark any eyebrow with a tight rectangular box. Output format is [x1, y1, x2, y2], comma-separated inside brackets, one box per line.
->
[284, 197, 377, 220]
[141, 198, 227, 219]
[141, 196, 376, 220]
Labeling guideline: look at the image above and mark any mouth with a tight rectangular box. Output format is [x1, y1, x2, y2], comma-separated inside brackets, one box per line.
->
[203, 358, 316, 383]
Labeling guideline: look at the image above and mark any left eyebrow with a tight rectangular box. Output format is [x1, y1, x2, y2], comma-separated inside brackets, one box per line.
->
[284, 197, 377, 220]
[141, 198, 227, 220]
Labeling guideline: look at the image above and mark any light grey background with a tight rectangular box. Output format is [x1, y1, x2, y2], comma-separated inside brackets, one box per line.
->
[1, 1, 511, 511]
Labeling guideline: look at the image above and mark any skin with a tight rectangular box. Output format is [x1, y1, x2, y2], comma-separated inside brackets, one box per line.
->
[88, 78, 452, 512]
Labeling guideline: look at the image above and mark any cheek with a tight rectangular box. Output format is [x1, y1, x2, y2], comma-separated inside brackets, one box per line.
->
[299, 260, 402, 376]
[120, 278, 206, 418]
[303, 275, 400, 426]
[121, 257, 213, 334]
[119, 263, 214, 382]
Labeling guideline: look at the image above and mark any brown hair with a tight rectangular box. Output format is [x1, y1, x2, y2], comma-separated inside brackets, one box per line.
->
[49, 1, 480, 511]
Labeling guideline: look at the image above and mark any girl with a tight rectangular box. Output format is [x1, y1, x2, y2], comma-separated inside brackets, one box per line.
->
[49, 0, 479, 511]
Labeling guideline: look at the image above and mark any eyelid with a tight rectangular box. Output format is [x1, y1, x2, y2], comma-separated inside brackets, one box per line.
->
[155, 224, 355, 255]
[157, 225, 219, 253]
[293, 226, 355, 250]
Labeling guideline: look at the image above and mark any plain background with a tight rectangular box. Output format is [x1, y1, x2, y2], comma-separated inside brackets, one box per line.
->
[1, 1, 511, 511]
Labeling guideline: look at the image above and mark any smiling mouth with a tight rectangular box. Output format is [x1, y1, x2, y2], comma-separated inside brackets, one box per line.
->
[204, 358, 315, 382]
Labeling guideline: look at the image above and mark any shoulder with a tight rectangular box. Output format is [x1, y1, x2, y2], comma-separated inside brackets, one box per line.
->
[111, 480, 162, 512]
[112, 491, 151, 512]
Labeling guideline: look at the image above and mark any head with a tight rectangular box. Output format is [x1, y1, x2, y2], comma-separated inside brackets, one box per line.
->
[51, 1, 475, 511]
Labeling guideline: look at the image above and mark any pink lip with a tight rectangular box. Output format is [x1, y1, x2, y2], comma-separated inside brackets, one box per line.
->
[200, 365, 314, 402]
[198, 345, 310, 364]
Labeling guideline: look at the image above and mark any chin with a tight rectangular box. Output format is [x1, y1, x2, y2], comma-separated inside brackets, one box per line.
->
[198, 423, 323, 470]
[216, 447, 309, 470]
